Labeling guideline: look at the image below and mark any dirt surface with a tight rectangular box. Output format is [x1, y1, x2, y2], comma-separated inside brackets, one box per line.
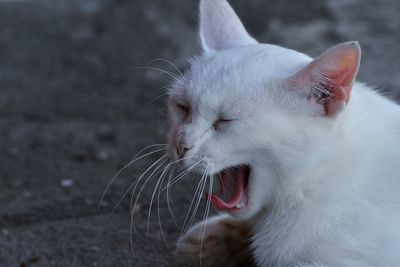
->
[0, 0, 399, 266]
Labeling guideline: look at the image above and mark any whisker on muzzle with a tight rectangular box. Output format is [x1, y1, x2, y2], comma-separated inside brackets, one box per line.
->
[99, 144, 166, 211]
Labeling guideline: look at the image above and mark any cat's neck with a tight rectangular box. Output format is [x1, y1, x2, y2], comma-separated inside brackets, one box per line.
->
[271, 82, 400, 202]
[251, 83, 400, 265]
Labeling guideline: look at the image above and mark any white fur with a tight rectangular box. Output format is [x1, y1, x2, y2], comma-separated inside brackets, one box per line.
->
[199, 0, 257, 52]
[167, 0, 400, 266]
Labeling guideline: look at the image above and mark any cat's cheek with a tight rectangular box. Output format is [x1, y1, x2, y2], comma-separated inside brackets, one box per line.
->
[249, 168, 276, 216]
[166, 122, 180, 160]
[165, 142, 177, 160]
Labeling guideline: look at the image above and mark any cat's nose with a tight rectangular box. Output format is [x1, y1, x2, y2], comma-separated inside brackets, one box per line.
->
[176, 144, 193, 158]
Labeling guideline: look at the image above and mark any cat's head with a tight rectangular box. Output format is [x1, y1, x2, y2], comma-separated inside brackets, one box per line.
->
[166, 0, 360, 219]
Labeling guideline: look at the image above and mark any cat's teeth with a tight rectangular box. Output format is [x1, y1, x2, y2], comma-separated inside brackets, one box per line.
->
[236, 204, 243, 209]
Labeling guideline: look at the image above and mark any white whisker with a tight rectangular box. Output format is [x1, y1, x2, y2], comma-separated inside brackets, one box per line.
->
[135, 66, 183, 85]
[98, 144, 166, 210]
[143, 91, 171, 108]
[181, 168, 207, 235]
[184, 169, 208, 235]
[160, 158, 203, 193]
[146, 58, 184, 78]
[131, 156, 169, 231]
[147, 160, 173, 234]
[156, 166, 175, 247]
[166, 165, 179, 227]
[129, 155, 168, 255]
[199, 173, 213, 265]
[108, 154, 167, 219]
[179, 169, 209, 242]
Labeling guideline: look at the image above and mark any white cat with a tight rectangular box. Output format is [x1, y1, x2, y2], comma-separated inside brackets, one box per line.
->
[167, 0, 400, 266]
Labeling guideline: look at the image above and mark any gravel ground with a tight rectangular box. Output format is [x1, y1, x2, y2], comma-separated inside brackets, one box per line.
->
[0, 0, 399, 266]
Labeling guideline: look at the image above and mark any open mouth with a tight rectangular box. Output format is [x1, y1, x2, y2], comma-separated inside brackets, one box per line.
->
[204, 165, 250, 212]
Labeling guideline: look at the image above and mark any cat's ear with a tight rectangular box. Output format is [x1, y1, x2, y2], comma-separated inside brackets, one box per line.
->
[291, 41, 361, 117]
[199, 0, 257, 53]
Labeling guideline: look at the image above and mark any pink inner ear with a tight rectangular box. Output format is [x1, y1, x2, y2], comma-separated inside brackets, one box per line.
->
[294, 42, 361, 117]
[322, 50, 360, 116]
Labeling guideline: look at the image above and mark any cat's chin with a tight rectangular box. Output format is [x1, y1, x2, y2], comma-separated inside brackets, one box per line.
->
[205, 165, 251, 214]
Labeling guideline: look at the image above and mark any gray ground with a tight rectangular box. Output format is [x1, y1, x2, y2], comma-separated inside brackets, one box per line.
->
[0, 0, 399, 266]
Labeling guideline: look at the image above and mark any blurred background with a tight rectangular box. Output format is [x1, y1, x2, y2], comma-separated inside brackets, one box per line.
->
[0, 0, 399, 266]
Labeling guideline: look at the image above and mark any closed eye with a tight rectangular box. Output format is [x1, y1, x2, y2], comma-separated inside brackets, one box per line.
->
[174, 102, 190, 120]
[175, 102, 189, 110]
[176, 102, 189, 112]
[212, 118, 233, 131]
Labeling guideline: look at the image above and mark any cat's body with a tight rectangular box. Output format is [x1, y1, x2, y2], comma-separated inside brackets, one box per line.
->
[167, 0, 400, 266]
[249, 82, 400, 267]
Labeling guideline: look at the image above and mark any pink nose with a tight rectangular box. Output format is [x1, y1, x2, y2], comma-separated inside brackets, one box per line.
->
[176, 143, 192, 158]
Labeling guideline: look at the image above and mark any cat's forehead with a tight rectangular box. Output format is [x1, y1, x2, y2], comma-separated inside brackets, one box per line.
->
[187, 44, 310, 82]
[178, 44, 311, 117]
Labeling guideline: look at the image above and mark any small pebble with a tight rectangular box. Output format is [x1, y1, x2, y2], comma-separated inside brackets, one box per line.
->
[9, 178, 24, 189]
[90, 246, 101, 252]
[60, 179, 74, 188]
[1, 229, 9, 235]
[99, 200, 109, 207]
[7, 147, 20, 158]
[95, 149, 110, 161]
[96, 125, 115, 142]
[23, 191, 32, 198]
[133, 203, 142, 213]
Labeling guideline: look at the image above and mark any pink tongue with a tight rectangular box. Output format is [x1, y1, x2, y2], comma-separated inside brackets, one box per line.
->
[205, 168, 245, 210]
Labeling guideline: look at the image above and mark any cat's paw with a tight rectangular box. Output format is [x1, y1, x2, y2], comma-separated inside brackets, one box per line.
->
[174, 215, 254, 267]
